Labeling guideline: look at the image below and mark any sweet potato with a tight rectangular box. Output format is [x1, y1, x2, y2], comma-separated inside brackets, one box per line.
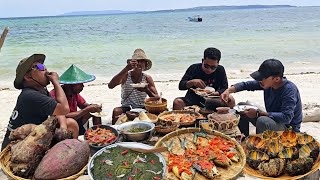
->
[33, 139, 90, 179]
[51, 128, 73, 146]
[9, 124, 37, 142]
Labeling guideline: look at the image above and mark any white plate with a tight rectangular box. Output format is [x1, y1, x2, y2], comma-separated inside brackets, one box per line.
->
[131, 83, 148, 88]
[193, 87, 215, 97]
[90, 112, 107, 117]
[88, 142, 167, 179]
[130, 108, 147, 113]
[233, 105, 258, 112]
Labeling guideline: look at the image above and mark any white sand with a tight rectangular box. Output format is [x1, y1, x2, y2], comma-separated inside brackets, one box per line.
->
[0, 73, 320, 179]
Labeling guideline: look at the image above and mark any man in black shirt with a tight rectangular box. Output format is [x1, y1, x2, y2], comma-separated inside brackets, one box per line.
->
[1, 54, 79, 150]
[173, 47, 235, 110]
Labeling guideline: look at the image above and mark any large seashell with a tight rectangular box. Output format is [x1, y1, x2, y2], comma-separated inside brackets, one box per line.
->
[246, 136, 267, 151]
[262, 130, 279, 140]
[299, 141, 320, 161]
[297, 133, 314, 147]
[278, 147, 299, 160]
[279, 130, 297, 147]
[258, 158, 285, 177]
[247, 150, 269, 170]
[266, 140, 284, 158]
[286, 157, 314, 176]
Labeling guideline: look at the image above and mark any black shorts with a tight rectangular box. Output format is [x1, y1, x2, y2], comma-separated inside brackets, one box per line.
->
[179, 96, 206, 107]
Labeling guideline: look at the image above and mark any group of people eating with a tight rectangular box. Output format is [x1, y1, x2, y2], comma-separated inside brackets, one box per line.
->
[1, 47, 302, 151]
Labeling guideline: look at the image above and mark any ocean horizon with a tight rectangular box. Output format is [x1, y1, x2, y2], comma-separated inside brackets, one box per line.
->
[1, 6, 320, 87]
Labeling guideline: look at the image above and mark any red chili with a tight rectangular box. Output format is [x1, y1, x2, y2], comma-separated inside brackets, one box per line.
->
[137, 159, 141, 163]
[123, 161, 129, 166]
[107, 173, 112, 177]
[135, 168, 139, 174]
[128, 177, 133, 180]
[151, 159, 155, 165]
[154, 176, 160, 180]
[121, 150, 129, 155]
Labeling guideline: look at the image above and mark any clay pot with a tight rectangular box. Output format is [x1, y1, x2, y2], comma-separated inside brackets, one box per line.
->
[216, 107, 230, 114]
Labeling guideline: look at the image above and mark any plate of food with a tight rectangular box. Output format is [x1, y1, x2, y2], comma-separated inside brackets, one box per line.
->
[155, 128, 246, 180]
[131, 82, 148, 88]
[233, 105, 258, 112]
[90, 111, 107, 117]
[192, 87, 215, 97]
[88, 142, 166, 180]
[84, 125, 119, 150]
[158, 110, 203, 126]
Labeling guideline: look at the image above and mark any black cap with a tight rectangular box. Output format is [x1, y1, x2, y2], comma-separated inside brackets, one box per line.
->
[250, 59, 284, 81]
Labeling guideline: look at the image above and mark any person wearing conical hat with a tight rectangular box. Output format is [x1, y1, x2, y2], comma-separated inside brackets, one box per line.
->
[50, 64, 102, 135]
[1, 54, 79, 150]
[108, 48, 159, 124]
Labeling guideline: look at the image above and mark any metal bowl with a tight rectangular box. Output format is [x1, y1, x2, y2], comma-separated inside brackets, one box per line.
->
[117, 121, 155, 141]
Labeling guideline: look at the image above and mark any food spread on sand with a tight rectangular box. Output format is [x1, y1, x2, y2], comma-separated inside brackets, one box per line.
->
[244, 130, 320, 178]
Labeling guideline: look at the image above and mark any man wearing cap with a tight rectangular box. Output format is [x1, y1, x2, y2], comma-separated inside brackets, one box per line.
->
[50, 64, 102, 135]
[221, 59, 302, 136]
[1, 54, 79, 150]
[108, 48, 158, 124]
[173, 47, 235, 110]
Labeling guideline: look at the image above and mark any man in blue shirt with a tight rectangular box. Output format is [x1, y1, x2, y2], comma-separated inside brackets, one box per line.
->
[221, 59, 302, 136]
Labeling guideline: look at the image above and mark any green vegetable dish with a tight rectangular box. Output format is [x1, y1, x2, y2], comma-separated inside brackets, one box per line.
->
[91, 146, 164, 180]
[127, 127, 148, 133]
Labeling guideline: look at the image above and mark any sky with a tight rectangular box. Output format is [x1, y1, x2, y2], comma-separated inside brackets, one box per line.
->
[0, 0, 319, 18]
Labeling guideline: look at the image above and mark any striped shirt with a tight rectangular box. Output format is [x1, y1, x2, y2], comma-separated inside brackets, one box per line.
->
[121, 71, 147, 108]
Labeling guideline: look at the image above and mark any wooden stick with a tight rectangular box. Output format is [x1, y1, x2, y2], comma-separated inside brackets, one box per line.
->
[0, 27, 9, 51]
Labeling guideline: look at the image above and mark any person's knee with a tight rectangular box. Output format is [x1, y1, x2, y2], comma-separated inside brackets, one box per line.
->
[256, 117, 270, 134]
[173, 98, 185, 110]
[66, 118, 79, 138]
[113, 107, 123, 116]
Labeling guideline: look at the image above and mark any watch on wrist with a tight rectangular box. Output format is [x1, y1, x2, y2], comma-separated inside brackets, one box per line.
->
[256, 109, 260, 118]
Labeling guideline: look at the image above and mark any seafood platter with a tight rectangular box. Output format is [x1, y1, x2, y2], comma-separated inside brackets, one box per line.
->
[155, 128, 246, 180]
[243, 130, 320, 179]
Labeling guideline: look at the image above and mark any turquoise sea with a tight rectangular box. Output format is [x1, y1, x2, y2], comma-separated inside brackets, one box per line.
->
[1, 6, 320, 86]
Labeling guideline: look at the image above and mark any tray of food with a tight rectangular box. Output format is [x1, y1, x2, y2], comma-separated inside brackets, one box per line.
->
[84, 125, 119, 150]
[243, 130, 320, 179]
[155, 128, 246, 180]
[158, 110, 204, 126]
[87, 142, 166, 180]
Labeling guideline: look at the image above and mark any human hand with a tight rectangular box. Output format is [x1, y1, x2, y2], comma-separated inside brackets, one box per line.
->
[220, 89, 231, 103]
[126, 60, 138, 70]
[191, 79, 206, 89]
[46, 72, 59, 82]
[87, 104, 102, 113]
[243, 108, 258, 119]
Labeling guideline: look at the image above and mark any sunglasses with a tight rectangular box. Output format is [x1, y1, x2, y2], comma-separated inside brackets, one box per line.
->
[29, 63, 46, 72]
[203, 63, 217, 70]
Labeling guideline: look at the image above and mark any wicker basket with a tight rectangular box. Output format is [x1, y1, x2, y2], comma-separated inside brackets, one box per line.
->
[158, 110, 201, 126]
[0, 145, 87, 180]
[155, 128, 246, 180]
[242, 131, 320, 179]
[144, 97, 167, 114]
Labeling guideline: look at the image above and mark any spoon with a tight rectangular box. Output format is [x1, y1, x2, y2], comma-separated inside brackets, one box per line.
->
[158, 92, 163, 104]
[118, 146, 168, 153]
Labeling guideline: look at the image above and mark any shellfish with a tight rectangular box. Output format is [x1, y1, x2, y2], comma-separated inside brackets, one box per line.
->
[279, 130, 297, 147]
[247, 150, 269, 170]
[258, 158, 286, 177]
[266, 140, 284, 158]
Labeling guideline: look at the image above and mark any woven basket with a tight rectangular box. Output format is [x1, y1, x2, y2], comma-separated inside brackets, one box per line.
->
[155, 128, 246, 180]
[158, 110, 201, 126]
[242, 131, 320, 179]
[154, 124, 179, 134]
[0, 145, 87, 180]
[144, 97, 167, 114]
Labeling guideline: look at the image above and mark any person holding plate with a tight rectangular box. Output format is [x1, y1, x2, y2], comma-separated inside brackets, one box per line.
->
[221, 59, 302, 136]
[50, 64, 102, 135]
[108, 48, 158, 124]
[173, 47, 235, 110]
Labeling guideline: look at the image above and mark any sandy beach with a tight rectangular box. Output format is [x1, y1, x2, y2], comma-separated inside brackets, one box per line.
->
[0, 72, 320, 179]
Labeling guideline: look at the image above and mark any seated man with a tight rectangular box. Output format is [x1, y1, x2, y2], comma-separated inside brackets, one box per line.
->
[108, 48, 158, 124]
[50, 64, 102, 135]
[173, 47, 235, 110]
[221, 59, 302, 136]
[2, 54, 78, 150]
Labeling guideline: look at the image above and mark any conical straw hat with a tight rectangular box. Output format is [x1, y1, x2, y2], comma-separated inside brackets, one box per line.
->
[59, 64, 95, 84]
[127, 48, 152, 71]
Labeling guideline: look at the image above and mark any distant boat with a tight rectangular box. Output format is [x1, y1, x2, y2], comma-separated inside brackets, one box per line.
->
[188, 15, 202, 22]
